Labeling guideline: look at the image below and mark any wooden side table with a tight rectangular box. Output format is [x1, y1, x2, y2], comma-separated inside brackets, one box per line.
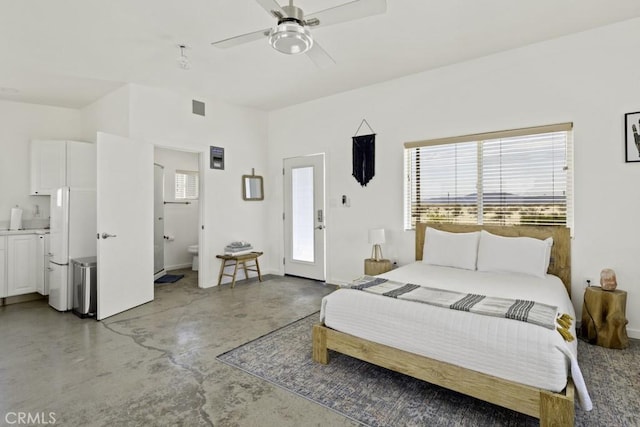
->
[216, 251, 263, 288]
[580, 286, 629, 349]
[364, 258, 393, 276]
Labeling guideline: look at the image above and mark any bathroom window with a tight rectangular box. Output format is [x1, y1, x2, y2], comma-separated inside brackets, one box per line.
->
[175, 170, 199, 200]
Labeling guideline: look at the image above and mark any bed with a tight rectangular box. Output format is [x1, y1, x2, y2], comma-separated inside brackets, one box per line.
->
[312, 223, 591, 426]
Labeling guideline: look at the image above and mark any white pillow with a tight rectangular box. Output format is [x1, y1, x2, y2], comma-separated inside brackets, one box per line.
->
[476, 230, 553, 278]
[422, 227, 480, 270]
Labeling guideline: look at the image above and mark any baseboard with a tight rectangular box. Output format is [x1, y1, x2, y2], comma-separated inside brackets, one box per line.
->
[165, 263, 193, 271]
[261, 268, 281, 276]
[627, 327, 640, 340]
[1, 293, 45, 306]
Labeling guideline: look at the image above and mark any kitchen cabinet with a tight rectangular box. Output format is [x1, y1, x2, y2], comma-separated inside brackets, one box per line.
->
[30, 140, 66, 195]
[7, 234, 37, 296]
[30, 140, 96, 195]
[0, 236, 6, 298]
[36, 234, 50, 295]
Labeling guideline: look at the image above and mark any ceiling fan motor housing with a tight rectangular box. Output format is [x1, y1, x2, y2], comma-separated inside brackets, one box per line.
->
[268, 4, 313, 55]
[281, 5, 304, 23]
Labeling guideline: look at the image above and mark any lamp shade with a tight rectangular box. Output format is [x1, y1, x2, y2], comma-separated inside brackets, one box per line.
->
[269, 22, 313, 55]
[368, 228, 386, 245]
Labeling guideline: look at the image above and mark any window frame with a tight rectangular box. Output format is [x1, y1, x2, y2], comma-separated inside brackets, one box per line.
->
[403, 123, 573, 231]
[175, 169, 199, 200]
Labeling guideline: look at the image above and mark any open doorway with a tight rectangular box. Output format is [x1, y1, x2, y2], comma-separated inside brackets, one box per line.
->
[154, 147, 202, 288]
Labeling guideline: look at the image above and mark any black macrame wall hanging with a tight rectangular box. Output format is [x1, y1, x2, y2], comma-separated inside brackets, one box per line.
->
[352, 119, 376, 186]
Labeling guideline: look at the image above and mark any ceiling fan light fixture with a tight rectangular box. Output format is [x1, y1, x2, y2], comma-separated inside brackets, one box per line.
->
[268, 22, 313, 55]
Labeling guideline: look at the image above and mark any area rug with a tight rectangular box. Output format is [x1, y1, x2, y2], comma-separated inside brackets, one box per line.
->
[154, 274, 184, 284]
[217, 313, 640, 427]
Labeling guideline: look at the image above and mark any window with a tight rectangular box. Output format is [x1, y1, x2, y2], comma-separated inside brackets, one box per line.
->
[404, 123, 572, 230]
[175, 170, 199, 200]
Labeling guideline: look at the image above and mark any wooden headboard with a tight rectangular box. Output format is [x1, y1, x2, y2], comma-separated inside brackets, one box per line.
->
[415, 222, 572, 297]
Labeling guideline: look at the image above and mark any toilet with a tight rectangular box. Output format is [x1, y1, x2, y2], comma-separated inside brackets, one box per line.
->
[188, 245, 199, 271]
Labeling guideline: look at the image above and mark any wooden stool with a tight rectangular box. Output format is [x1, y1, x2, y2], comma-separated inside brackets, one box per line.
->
[580, 286, 629, 349]
[216, 251, 263, 288]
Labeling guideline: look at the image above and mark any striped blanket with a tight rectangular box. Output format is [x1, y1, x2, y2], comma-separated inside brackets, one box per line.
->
[350, 276, 569, 334]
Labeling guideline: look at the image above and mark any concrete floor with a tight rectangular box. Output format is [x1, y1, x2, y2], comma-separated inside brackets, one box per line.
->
[0, 270, 357, 427]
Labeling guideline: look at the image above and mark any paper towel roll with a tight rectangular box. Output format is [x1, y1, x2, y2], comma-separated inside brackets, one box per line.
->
[9, 207, 22, 231]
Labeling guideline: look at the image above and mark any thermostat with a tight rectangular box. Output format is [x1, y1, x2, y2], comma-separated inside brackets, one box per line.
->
[210, 146, 224, 170]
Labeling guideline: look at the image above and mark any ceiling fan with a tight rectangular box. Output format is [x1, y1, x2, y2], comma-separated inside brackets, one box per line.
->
[211, 0, 387, 68]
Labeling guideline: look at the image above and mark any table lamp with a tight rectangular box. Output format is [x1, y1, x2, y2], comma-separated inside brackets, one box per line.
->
[369, 228, 385, 261]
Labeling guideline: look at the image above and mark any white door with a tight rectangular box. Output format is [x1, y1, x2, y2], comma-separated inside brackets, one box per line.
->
[283, 154, 325, 281]
[97, 132, 154, 320]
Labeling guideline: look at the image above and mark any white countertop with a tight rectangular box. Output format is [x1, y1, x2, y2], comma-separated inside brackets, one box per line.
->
[0, 229, 49, 236]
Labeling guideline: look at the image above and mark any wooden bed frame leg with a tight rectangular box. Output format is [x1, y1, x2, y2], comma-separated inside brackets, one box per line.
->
[539, 380, 574, 427]
[312, 324, 329, 364]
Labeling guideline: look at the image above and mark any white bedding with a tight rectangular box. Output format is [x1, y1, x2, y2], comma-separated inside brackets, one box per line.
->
[320, 262, 592, 410]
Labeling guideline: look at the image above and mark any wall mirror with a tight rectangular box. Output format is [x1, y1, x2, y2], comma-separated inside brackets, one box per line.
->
[242, 170, 264, 201]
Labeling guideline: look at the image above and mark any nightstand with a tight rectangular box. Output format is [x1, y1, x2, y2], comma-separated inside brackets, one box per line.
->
[580, 286, 629, 349]
[364, 258, 392, 276]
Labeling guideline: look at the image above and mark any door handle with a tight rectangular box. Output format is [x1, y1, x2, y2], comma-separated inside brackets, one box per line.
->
[315, 225, 326, 230]
[101, 233, 117, 239]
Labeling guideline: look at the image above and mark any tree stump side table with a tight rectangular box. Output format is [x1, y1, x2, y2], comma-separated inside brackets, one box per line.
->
[580, 286, 629, 349]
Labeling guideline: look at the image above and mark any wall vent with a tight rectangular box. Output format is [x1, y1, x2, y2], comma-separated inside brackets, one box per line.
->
[192, 100, 205, 116]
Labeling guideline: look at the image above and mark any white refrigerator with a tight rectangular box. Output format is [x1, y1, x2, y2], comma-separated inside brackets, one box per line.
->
[48, 187, 97, 311]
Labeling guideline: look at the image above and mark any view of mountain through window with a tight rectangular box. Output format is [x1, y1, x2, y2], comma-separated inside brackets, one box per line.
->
[404, 127, 572, 230]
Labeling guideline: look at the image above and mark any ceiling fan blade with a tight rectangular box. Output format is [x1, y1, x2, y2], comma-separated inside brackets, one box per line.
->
[211, 28, 271, 49]
[306, 41, 336, 69]
[305, 0, 386, 28]
[255, 0, 287, 19]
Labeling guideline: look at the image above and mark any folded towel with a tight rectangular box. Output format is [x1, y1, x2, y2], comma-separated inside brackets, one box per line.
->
[224, 249, 254, 256]
[227, 241, 251, 248]
[225, 244, 253, 252]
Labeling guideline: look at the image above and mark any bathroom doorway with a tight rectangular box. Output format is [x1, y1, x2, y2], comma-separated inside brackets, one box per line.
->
[154, 147, 203, 287]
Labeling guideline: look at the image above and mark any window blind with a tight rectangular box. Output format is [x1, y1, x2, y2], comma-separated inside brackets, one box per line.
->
[175, 170, 199, 200]
[404, 124, 572, 230]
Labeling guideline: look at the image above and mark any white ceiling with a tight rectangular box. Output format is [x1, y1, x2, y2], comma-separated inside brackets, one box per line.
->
[2, 0, 640, 111]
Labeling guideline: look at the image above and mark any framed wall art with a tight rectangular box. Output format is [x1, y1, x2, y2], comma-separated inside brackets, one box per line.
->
[625, 111, 640, 162]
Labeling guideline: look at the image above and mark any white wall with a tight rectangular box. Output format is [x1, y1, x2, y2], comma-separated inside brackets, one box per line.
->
[80, 85, 130, 141]
[154, 147, 199, 270]
[0, 100, 82, 229]
[267, 18, 640, 337]
[128, 85, 269, 286]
